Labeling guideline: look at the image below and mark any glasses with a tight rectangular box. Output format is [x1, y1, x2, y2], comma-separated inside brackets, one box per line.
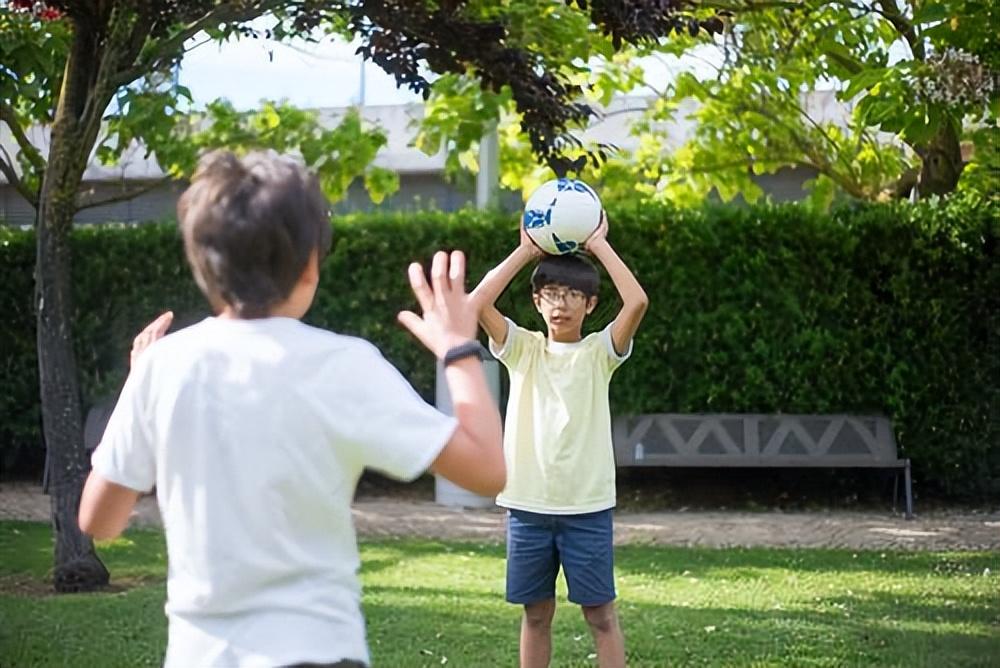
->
[538, 286, 588, 306]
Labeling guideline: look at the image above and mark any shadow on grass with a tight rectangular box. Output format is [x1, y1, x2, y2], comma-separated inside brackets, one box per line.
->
[362, 585, 999, 667]
[359, 539, 505, 576]
[614, 545, 1000, 579]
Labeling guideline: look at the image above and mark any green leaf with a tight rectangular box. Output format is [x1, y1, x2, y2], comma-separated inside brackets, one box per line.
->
[841, 68, 889, 100]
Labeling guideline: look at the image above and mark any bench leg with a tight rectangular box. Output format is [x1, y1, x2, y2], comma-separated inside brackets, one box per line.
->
[892, 469, 899, 515]
[903, 460, 914, 520]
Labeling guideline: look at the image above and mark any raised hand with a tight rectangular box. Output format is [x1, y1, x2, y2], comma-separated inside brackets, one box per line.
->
[130, 311, 173, 368]
[585, 209, 609, 250]
[397, 251, 478, 358]
[520, 221, 544, 258]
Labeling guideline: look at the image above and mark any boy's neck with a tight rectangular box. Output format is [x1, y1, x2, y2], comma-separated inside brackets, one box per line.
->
[216, 302, 303, 320]
[547, 330, 583, 344]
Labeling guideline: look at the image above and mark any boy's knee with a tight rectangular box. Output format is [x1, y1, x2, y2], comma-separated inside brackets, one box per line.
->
[523, 599, 556, 630]
[581, 602, 617, 635]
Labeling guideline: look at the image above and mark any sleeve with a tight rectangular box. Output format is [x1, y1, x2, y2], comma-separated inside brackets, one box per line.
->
[349, 346, 458, 481]
[90, 363, 157, 493]
[597, 321, 633, 375]
[488, 317, 533, 370]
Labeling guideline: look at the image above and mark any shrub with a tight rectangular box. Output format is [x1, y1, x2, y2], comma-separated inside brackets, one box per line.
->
[1, 197, 996, 495]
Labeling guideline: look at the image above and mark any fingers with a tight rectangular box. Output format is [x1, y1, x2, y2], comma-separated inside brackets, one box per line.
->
[138, 311, 173, 339]
[149, 311, 173, 338]
[130, 311, 174, 368]
[402, 250, 471, 357]
[430, 251, 449, 307]
[396, 310, 422, 335]
[396, 311, 436, 356]
[407, 262, 434, 313]
[134, 311, 173, 345]
[448, 250, 465, 290]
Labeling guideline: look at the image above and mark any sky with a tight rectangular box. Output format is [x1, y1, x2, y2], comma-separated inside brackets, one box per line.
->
[176, 20, 911, 113]
[177, 25, 723, 112]
[179, 34, 422, 110]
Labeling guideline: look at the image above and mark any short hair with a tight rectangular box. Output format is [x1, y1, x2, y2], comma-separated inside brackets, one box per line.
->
[530, 253, 600, 297]
[177, 150, 332, 318]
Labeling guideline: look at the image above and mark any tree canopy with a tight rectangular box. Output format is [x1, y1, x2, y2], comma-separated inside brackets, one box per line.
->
[415, 0, 998, 206]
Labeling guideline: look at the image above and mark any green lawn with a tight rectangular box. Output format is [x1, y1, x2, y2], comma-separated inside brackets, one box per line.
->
[0, 521, 997, 667]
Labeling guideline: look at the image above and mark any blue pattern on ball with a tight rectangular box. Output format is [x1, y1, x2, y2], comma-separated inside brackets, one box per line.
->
[523, 207, 552, 229]
[552, 233, 578, 254]
[556, 178, 598, 202]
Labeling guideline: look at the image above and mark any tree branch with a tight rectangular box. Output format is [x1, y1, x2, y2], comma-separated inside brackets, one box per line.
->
[75, 176, 174, 211]
[875, 0, 924, 60]
[111, 1, 281, 89]
[0, 101, 46, 172]
[0, 146, 38, 207]
[730, 101, 870, 198]
[688, 156, 760, 174]
[596, 106, 650, 121]
[695, 0, 805, 11]
[824, 49, 864, 76]
[786, 97, 856, 171]
[80, 5, 137, 164]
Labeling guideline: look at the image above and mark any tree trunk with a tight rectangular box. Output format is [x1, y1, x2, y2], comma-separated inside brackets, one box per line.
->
[917, 120, 965, 197]
[37, 109, 109, 594]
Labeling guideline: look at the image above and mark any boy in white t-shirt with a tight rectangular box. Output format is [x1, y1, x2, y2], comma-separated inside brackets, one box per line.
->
[471, 214, 648, 668]
[78, 150, 505, 668]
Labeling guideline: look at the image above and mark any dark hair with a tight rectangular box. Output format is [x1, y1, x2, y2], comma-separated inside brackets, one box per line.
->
[177, 150, 332, 318]
[530, 254, 600, 297]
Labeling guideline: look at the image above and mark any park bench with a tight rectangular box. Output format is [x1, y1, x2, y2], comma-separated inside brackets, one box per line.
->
[612, 413, 913, 519]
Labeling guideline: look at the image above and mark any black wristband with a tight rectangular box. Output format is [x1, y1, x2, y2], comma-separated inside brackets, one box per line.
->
[443, 341, 487, 366]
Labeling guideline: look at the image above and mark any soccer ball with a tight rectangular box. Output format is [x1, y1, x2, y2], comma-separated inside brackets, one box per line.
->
[522, 178, 602, 255]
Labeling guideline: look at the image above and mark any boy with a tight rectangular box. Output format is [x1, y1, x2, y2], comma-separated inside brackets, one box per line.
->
[471, 215, 648, 668]
[78, 150, 505, 668]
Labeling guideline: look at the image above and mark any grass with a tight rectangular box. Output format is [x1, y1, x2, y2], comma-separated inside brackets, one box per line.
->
[0, 521, 997, 667]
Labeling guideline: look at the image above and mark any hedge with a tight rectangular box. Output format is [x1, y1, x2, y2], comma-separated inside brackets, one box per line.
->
[1, 198, 997, 496]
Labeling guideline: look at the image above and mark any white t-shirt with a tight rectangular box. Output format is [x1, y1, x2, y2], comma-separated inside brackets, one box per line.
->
[92, 317, 456, 668]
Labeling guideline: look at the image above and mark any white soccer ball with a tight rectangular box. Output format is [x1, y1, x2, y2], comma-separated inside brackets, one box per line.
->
[522, 178, 602, 255]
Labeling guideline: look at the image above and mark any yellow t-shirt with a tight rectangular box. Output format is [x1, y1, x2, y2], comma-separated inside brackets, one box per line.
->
[490, 318, 632, 514]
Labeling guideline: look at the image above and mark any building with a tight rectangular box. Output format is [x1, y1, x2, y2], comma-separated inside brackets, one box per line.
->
[0, 95, 838, 227]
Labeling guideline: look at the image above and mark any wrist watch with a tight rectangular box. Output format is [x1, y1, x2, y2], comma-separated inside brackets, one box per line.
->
[443, 340, 487, 366]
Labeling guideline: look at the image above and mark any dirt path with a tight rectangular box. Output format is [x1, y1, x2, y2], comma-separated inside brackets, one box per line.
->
[2, 482, 997, 551]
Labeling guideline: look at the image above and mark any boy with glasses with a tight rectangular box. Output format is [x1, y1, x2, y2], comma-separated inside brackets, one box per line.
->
[471, 213, 649, 668]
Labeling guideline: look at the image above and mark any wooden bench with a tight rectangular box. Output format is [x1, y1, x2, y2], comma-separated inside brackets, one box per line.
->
[613, 413, 913, 519]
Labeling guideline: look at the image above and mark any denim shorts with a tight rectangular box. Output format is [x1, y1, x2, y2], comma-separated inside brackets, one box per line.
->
[505, 508, 616, 607]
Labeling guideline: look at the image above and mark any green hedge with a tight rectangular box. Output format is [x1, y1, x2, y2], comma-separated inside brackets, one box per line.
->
[2, 198, 997, 496]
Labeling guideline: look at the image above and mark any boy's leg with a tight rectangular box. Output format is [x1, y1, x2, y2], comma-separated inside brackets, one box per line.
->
[556, 509, 625, 668]
[521, 598, 556, 668]
[581, 602, 625, 668]
[506, 510, 560, 668]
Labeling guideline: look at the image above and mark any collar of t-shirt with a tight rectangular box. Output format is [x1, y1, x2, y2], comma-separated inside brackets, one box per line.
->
[546, 338, 585, 354]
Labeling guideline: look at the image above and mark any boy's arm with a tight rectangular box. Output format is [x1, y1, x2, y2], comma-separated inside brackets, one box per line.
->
[469, 226, 542, 346]
[586, 212, 649, 356]
[398, 251, 506, 496]
[78, 311, 172, 540]
[79, 476, 142, 540]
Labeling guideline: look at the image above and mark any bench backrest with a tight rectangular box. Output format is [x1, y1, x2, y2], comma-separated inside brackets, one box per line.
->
[613, 414, 900, 467]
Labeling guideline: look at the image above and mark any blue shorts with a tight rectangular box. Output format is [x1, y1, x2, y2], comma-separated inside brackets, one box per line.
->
[505, 508, 616, 607]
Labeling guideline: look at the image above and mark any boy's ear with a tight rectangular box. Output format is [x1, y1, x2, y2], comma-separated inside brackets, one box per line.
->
[532, 292, 543, 313]
[585, 295, 598, 314]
